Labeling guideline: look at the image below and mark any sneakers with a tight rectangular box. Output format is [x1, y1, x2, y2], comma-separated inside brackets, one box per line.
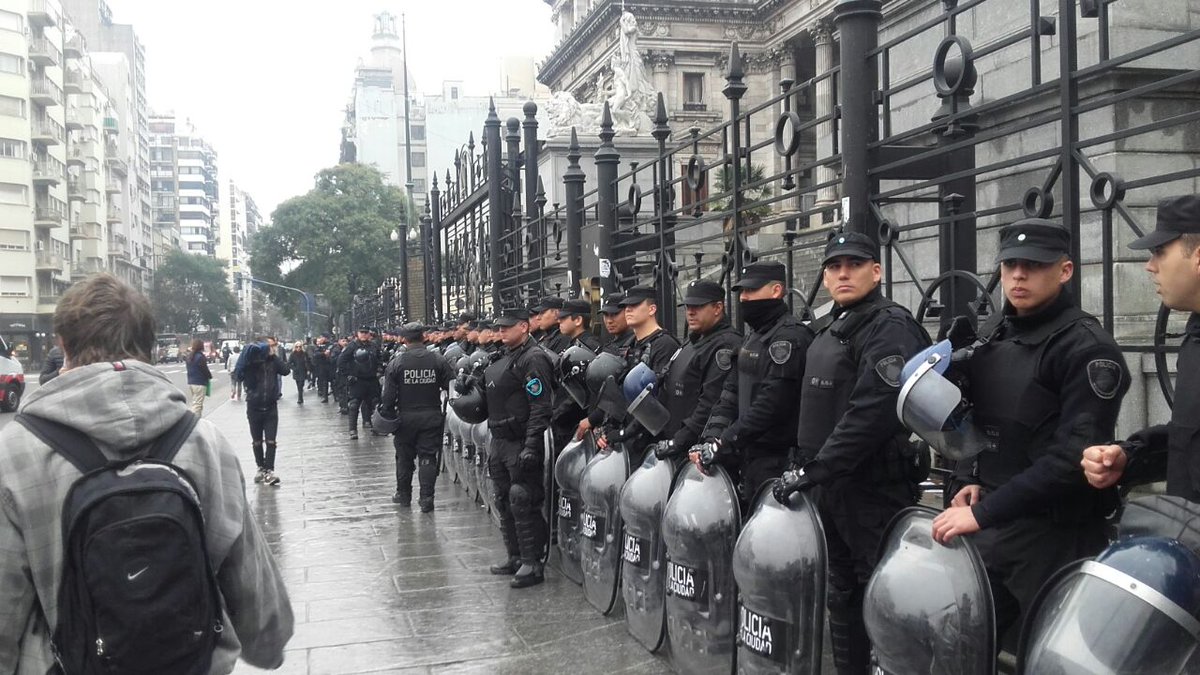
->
[510, 562, 545, 588]
[489, 557, 521, 575]
[263, 470, 281, 487]
[254, 467, 266, 483]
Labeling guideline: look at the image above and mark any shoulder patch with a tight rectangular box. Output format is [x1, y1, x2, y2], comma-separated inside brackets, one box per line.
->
[526, 377, 544, 397]
[1086, 359, 1122, 400]
[768, 341, 792, 365]
[715, 348, 733, 371]
[874, 355, 905, 388]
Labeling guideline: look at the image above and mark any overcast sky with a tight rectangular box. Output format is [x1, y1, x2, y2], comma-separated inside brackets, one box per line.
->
[103, 1, 555, 218]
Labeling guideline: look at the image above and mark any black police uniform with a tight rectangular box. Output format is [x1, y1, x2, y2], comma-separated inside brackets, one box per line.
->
[704, 297, 813, 499]
[381, 341, 454, 509]
[338, 337, 383, 435]
[484, 332, 557, 583]
[551, 330, 600, 447]
[663, 318, 741, 452]
[312, 341, 334, 402]
[540, 325, 572, 354]
[330, 342, 348, 411]
[791, 268, 931, 674]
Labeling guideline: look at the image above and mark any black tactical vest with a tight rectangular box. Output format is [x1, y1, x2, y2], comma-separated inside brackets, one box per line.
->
[392, 347, 444, 412]
[664, 343, 696, 435]
[485, 342, 531, 440]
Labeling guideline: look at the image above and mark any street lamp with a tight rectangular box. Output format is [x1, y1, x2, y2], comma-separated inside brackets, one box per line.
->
[390, 225, 409, 319]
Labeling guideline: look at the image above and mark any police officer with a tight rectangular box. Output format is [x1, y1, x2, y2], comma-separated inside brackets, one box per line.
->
[927, 218, 1130, 650]
[312, 335, 334, 403]
[600, 286, 681, 453]
[338, 326, 384, 440]
[576, 293, 635, 440]
[485, 308, 557, 588]
[649, 280, 742, 460]
[1084, 195, 1200, 501]
[380, 322, 454, 512]
[331, 336, 349, 413]
[774, 232, 931, 675]
[699, 262, 813, 501]
[533, 296, 571, 353]
[551, 299, 601, 449]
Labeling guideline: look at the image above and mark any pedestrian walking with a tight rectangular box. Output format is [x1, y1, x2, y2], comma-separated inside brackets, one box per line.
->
[186, 338, 212, 416]
[38, 342, 63, 385]
[237, 338, 290, 486]
[337, 327, 383, 440]
[287, 341, 310, 405]
[227, 345, 242, 400]
[0, 273, 293, 672]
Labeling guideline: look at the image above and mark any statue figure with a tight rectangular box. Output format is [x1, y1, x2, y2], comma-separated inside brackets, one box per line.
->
[545, 10, 655, 138]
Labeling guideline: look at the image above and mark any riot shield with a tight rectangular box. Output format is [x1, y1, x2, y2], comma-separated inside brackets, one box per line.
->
[544, 427, 556, 556]
[553, 435, 594, 585]
[732, 481, 826, 674]
[579, 444, 631, 615]
[476, 425, 497, 524]
[461, 424, 479, 498]
[661, 462, 742, 674]
[617, 450, 677, 651]
[1019, 537, 1200, 674]
[864, 506, 995, 675]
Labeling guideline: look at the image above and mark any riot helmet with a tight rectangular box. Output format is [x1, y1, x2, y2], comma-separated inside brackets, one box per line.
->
[621, 361, 669, 434]
[622, 361, 656, 403]
[443, 343, 464, 365]
[1020, 536, 1200, 674]
[896, 340, 986, 461]
[371, 407, 401, 435]
[559, 345, 597, 408]
[585, 351, 626, 400]
[450, 386, 488, 424]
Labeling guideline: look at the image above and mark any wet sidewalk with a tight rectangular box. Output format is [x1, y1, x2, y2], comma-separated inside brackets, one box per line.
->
[206, 390, 670, 675]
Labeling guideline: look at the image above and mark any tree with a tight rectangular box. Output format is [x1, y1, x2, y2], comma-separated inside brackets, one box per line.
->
[151, 250, 239, 334]
[249, 163, 414, 327]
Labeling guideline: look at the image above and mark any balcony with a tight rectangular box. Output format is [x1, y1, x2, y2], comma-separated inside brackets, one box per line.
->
[70, 221, 102, 240]
[103, 117, 118, 134]
[106, 154, 127, 176]
[29, 37, 60, 67]
[31, 159, 62, 185]
[34, 199, 64, 228]
[66, 146, 85, 166]
[682, 102, 708, 112]
[37, 293, 61, 307]
[63, 34, 83, 59]
[32, 117, 63, 146]
[63, 68, 82, 94]
[64, 107, 83, 131]
[104, 173, 120, 194]
[30, 77, 62, 107]
[71, 259, 106, 279]
[35, 250, 64, 272]
[67, 178, 84, 201]
[106, 204, 121, 224]
[28, 0, 59, 28]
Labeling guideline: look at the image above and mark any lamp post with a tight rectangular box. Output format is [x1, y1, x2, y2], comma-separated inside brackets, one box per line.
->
[420, 207, 433, 321]
[390, 223, 410, 320]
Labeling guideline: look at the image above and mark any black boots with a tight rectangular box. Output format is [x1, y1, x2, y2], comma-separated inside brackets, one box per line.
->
[510, 562, 545, 588]
[418, 497, 434, 513]
[490, 557, 520, 575]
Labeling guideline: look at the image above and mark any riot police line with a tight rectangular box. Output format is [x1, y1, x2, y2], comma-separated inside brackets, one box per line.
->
[409, 210, 1200, 673]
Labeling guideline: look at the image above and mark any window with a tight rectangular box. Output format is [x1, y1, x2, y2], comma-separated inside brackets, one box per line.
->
[0, 228, 28, 251]
[410, 125, 425, 141]
[0, 53, 23, 75]
[412, 152, 425, 168]
[683, 73, 706, 111]
[450, 87, 459, 100]
[0, 10, 22, 33]
[680, 162, 709, 212]
[413, 179, 426, 193]
[0, 94, 24, 118]
[0, 182, 27, 204]
[0, 275, 30, 297]
[0, 138, 25, 159]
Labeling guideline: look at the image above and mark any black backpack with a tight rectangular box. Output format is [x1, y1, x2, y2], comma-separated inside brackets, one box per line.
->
[15, 411, 224, 675]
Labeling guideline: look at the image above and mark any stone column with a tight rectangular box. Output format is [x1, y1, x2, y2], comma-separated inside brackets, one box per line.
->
[648, 51, 674, 112]
[813, 20, 838, 212]
[776, 45, 796, 210]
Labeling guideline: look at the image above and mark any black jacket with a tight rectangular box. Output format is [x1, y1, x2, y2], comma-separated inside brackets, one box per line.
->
[667, 321, 742, 451]
[287, 350, 309, 380]
[484, 336, 556, 456]
[381, 343, 453, 419]
[245, 355, 290, 410]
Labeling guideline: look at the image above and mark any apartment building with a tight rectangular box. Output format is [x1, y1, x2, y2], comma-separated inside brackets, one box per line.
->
[149, 112, 218, 258]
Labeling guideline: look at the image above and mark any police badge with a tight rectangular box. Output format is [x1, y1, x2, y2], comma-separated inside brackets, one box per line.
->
[768, 341, 792, 365]
[1086, 359, 1122, 400]
[874, 355, 905, 387]
[526, 378, 544, 397]
[715, 348, 734, 371]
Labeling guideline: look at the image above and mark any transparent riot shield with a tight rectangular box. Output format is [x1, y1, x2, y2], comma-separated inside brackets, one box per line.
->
[475, 425, 497, 524]
[661, 462, 742, 674]
[553, 435, 593, 585]
[544, 427, 556, 557]
[461, 424, 479, 498]
[444, 406, 462, 485]
[618, 450, 677, 651]
[864, 506, 996, 675]
[579, 443, 631, 615]
[732, 481, 826, 674]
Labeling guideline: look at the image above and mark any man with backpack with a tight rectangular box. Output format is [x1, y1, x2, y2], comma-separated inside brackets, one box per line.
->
[0, 273, 293, 673]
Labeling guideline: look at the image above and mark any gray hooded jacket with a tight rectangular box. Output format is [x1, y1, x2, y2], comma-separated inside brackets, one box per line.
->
[0, 360, 293, 674]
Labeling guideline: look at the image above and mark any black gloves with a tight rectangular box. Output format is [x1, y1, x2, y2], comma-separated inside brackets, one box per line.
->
[773, 466, 815, 504]
[937, 315, 978, 350]
[518, 448, 541, 473]
[653, 440, 681, 460]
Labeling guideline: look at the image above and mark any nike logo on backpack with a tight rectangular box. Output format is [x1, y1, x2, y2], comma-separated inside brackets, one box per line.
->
[127, 567, 148, 581]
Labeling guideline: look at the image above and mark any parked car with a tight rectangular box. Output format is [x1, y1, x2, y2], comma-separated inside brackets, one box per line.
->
[0, 334, 26, 413]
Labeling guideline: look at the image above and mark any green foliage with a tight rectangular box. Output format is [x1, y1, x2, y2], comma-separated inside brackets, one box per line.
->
[151, 249, 239, 334]
[249, 163, 414, 323]
[713, 163, 773, 224]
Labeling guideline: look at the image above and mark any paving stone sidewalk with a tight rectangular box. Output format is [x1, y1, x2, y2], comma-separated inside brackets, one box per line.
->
[209, 391, 671, 675]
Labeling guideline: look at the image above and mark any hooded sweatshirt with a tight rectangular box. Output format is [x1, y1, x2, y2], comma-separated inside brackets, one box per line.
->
[0, 360, 293, 673]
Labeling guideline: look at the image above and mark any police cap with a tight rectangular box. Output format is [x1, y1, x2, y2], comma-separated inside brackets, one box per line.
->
[822, 232, 879, 266]
[494, 307, 530, 327]
[732, 261, 787, 290]
[680, 279, 725, 306]
[1129, 195, 1200, 250]
[600, 293, 625, 314]
[399, 322, 425, 341]
[531, 296, 565, 313]
[617, 285, 657, 307]
[559, 298, 592, 318]
[996, 218, 1071, 263]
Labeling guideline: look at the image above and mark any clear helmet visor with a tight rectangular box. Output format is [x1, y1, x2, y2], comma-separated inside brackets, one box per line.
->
[896, 343, 986, 462]
[628, 387, 670, 436]
[1023, 562, 1200, 673]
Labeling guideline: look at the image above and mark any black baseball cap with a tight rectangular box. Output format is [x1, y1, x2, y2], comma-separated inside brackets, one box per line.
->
[600, 293, 625, 314]
[356, 325, 372, 333]
[680, 279, 725, 306]
[494, 307, 531, 327]
[399, 322, 425, 341]
[732, 261, 787, 290]
[559, 298, 592, 318]
[531, 296, 565, 313]
[457, 312, 477, 324]
[996, 218, 1071, 263]
[618, 285, 657, 307]
[822, 232, 879, 266]
[1129, 196, 1200, 250]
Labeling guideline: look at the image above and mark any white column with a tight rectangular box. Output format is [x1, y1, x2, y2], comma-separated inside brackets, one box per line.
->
[813, 20, 838, 210]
